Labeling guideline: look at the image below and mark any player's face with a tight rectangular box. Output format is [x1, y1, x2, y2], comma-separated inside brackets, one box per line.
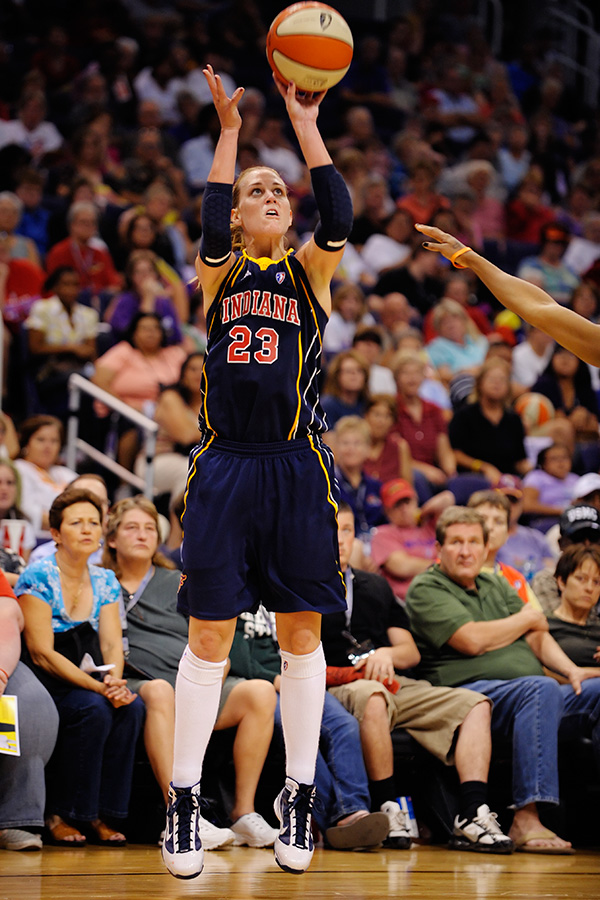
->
[110, 508, 159, 563]
[437, 523, 487, 589]
[232, 169, 292, 238]
[337, 509, 355, 571]
[472, 503, 508, 555]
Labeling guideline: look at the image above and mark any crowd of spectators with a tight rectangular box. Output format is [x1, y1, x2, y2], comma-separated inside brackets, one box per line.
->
[0, 0, 599, 858]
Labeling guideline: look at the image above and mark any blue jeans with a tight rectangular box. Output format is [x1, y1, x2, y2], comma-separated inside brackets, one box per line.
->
[558, 677, 600, 770]
[461, 676, 600, 809]
[48, 687, 145, 822]
[274, 692, 370, 830]
[0, 663, 59, 828]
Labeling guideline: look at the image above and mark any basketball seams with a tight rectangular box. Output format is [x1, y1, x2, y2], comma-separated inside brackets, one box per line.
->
[266, 1, 353, 92]
[275, 15, 352, 44]
[272, 36, 352, 71]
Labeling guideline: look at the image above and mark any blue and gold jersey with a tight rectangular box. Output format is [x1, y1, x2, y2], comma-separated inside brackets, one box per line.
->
[199, 250, 329, 442]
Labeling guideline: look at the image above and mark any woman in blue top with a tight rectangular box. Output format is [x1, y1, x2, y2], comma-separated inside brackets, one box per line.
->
[16, 487, 144, 847]
[162, 66, 354, 880]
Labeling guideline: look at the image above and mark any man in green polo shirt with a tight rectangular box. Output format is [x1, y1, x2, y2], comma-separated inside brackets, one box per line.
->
[406, 506, 600, 855]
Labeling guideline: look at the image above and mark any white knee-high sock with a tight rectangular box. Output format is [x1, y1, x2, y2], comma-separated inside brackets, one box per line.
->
[172, 645, 226, 787]
[279, 643, 326, 785]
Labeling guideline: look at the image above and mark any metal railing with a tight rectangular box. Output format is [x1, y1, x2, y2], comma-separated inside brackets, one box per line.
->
[477, 0, 503, 56]
[547, 4, 600, 108]
[66, 373, 158, 498]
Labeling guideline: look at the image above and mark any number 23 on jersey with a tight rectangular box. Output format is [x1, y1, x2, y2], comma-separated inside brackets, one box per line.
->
[227, 325, 281, 365]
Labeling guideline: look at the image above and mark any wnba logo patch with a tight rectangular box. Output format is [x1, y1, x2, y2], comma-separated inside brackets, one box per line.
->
[276, 271, 285, 284]
[283, 660, 288, 671]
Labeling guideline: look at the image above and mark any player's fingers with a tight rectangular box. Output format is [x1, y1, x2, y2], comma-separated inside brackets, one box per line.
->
[272, 72, 288, 93]
[420, 240, 446, 253]
[415, 223, 450, 242]
[231, 86, 245, 106]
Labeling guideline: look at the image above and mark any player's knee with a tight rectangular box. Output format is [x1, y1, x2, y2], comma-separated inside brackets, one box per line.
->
[189, 626, 231, 662]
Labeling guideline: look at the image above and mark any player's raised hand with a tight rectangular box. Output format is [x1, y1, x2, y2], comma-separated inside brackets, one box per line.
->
[203, 64, 245, 130]
[415, 223, 472, 267]
[274, 75, 326, 124]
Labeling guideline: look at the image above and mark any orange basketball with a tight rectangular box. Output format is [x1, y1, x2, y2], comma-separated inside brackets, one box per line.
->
[266, 2, 354, 92]
[514, 392, 556, 431]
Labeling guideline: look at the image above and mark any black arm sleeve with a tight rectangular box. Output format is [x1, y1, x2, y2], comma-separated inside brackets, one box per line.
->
[310, 164, 354, 252]
[199, 181, 233, 266]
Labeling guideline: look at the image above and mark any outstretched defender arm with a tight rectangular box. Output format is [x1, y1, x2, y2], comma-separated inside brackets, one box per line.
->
[415, 223, 600, 367]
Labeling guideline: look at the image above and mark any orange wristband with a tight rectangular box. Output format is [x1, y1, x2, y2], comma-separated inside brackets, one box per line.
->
[450, 246, 472, 269]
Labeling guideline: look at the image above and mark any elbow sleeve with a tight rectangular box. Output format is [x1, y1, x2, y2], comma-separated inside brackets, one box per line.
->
[199, 181, 233, 266]
[311, 164, 354, 252]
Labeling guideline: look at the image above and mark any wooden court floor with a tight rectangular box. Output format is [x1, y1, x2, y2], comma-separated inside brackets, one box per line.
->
[1, 843, 598, 900]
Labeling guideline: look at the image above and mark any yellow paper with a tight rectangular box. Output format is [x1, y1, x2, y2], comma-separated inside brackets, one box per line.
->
[0, 695, 19, 756]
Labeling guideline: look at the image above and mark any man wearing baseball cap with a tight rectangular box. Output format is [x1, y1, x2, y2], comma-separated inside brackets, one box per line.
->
[371, 478, 454, 602]
[531, 504, 600, 616]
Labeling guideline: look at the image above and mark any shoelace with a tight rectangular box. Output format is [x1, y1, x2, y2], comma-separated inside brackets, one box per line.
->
[474, 809, 502, 835]
[286, 786, 315, 849]
[389, 807, 410, 833]
[171, 791, 199, 852]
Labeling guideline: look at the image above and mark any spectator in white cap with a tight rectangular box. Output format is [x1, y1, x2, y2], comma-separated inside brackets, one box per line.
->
[571, 473, 600, 510]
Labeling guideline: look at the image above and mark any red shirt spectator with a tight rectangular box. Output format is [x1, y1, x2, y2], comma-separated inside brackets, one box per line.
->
[0, 237, 45, 324]
[393, 395, 447, 466]
[45, 201, 121, 294]
[505, 180, 556, 244]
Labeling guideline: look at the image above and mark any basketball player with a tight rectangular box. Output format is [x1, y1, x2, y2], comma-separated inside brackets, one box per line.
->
[161, 66, 353, 879]
[414, 223, 600, 366]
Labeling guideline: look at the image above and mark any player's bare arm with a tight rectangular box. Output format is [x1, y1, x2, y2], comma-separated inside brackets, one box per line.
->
[415, 223, 600, 367]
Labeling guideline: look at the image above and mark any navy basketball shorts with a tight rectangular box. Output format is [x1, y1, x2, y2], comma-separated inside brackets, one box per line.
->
[177, 435, 347, 621]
